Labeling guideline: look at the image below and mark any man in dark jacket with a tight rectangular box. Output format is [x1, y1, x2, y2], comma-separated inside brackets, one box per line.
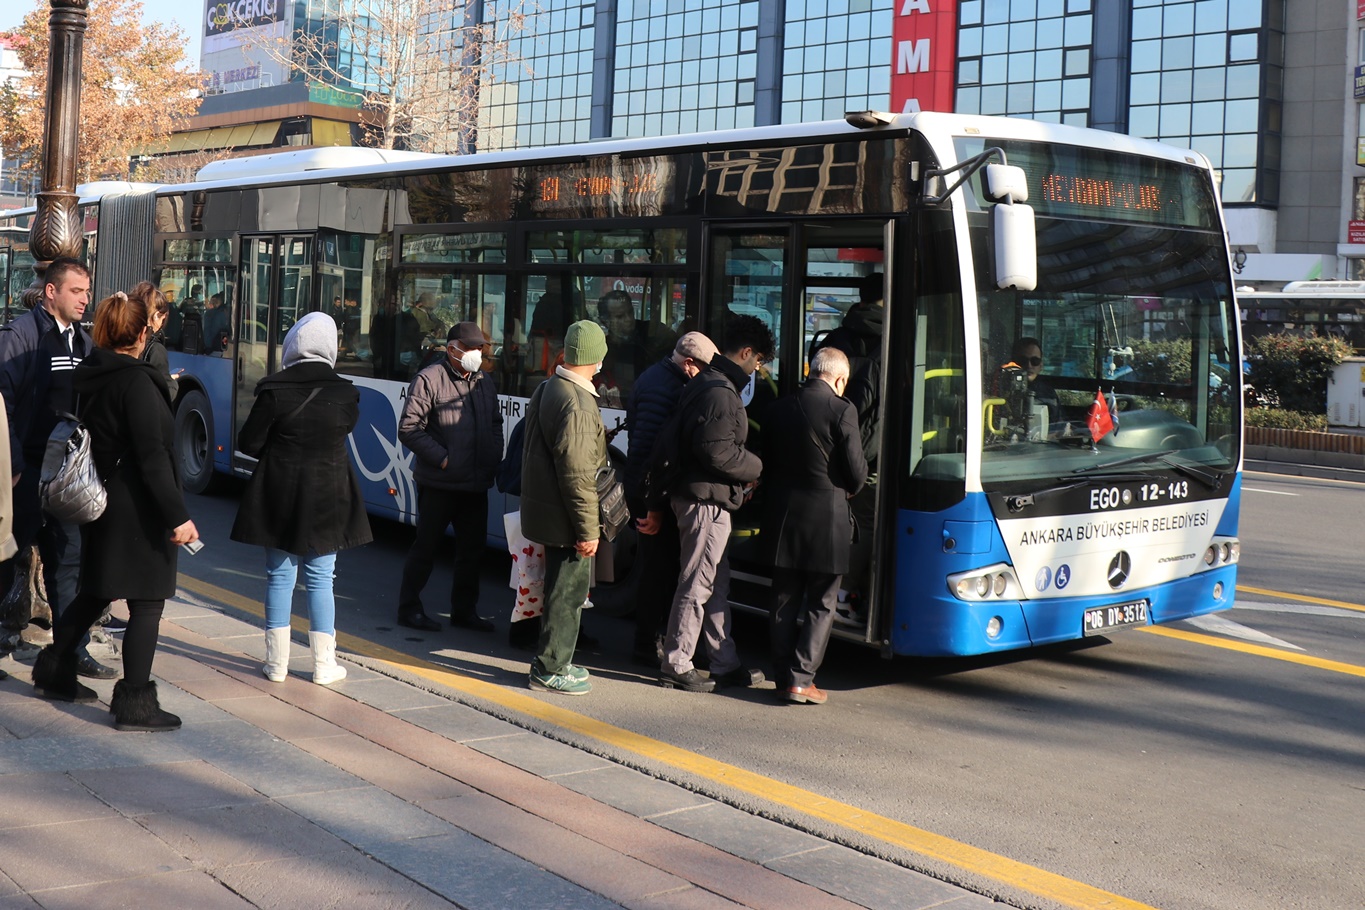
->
[658, 315, 772, 694]
[396, 322, 503, 632]
[625, 331, 718, 665]
[520, 320, 609, 696]
[815, 272, 884, 615]
[0, 258, 114, 679]
[761, 347, 866, 705]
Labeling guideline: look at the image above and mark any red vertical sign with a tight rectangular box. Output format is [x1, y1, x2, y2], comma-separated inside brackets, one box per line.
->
[890, 0, 959, 114]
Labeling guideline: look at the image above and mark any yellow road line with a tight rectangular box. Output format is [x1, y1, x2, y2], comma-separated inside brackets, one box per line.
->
[1141, 625, 1365, 678]
[1237, 585, 1365, 615]
[176, 573, 1155, 910]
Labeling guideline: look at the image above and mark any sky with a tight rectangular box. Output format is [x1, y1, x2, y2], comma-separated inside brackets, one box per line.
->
[1, 0, 203, 66]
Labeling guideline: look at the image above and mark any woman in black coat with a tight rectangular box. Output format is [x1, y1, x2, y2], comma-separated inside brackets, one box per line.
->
[230, 311, 372, 685]
[130, 280, 179, 401]
[32, 292, 200, 731]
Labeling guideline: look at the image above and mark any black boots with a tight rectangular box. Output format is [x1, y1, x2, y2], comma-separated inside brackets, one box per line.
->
[31, 646, 98, 704]
[109, 680, 181, 732]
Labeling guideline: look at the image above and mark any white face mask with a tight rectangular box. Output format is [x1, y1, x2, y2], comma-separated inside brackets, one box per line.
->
[593, 361, 604, 376]
[458, 348, 483, 373]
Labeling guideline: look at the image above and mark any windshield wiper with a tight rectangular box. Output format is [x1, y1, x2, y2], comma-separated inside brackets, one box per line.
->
[1002, 474, 1150, 512]
[1072, 449, 1223, 490]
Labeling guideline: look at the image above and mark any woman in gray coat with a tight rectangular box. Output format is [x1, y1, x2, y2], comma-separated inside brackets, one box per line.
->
[230, 312, 372, 685]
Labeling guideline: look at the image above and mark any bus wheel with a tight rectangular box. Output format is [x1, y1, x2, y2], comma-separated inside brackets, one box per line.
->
[175, 389, 216, 494]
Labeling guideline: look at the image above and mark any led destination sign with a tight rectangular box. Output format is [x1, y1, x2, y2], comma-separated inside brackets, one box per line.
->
[524, 158, 677, 218]
[956, 137, 1218, 230]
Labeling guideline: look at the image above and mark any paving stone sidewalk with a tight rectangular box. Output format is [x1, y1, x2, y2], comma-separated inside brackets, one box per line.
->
[0, 596, 995, 910]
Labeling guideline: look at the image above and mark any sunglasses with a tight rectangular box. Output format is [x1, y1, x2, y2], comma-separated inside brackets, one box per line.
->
[1023, 356, 1042, 367]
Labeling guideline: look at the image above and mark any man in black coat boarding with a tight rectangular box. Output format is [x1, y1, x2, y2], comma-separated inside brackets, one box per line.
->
[760, 346, 866, 705]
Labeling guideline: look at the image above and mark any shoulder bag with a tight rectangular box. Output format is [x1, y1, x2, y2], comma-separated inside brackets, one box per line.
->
[40, 411, 109, 525]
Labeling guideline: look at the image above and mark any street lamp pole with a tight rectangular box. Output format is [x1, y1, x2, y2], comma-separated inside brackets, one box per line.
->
[22, 0, 87, 306]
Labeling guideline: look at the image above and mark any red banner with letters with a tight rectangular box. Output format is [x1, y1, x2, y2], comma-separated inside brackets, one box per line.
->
[890, 0, 958, 114]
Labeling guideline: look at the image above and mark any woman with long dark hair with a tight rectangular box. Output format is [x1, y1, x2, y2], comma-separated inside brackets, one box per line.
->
[31, 291, 199, 731]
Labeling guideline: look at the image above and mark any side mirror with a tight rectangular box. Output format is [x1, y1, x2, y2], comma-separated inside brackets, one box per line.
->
[992, 200, 1037, 291]
[985, 164, 1030, 203]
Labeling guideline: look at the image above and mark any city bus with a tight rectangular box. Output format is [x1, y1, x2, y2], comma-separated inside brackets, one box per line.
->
[1, 113, 1244, 657]
[1237, 280, 1365, 353]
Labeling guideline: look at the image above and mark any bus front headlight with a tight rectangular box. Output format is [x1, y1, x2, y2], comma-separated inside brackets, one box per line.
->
[947, 564, 1023, 602]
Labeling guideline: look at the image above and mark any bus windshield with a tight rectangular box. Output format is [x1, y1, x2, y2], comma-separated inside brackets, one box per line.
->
[958, 143, 1239, 490]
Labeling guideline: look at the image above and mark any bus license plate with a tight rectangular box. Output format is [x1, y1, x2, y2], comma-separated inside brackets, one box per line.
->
[1082, 601, 1149, 637]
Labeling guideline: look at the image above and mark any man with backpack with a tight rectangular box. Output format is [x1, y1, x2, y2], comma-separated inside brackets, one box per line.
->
[626, 331, 719, 666]
[657, 316, 772, 694]
[0, 258, 115, 678]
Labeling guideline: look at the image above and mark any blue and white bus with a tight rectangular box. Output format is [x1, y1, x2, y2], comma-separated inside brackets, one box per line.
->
[1, 113, 1243, 657]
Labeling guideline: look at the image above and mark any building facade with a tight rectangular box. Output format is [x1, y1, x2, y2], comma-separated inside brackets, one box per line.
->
[153, 0, 1362, 286]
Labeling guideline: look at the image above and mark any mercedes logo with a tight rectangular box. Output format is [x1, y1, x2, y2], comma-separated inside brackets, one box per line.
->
[1108, 551, 1132, 589]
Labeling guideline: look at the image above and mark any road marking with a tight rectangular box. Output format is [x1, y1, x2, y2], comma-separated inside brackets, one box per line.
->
[1142, 626, 1365, 678]
[1238, 585, 1365, 615]
[1236, 601, 1363, 619]
[176, 573, 1158, 910]
[1184, 614, 1304, 650]
[1241, 487, 1296, 495]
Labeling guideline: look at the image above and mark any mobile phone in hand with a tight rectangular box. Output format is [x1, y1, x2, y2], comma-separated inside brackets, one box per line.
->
[181, 539, 204, 555]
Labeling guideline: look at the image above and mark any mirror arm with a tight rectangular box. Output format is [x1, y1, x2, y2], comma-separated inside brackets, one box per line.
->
[922, 147, 1008, 206]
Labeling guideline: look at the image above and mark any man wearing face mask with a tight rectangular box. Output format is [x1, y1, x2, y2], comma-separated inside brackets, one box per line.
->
[396, 322, 503, 633]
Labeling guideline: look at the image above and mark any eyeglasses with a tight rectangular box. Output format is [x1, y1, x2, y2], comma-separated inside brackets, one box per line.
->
[1023, 356, 1042, 367]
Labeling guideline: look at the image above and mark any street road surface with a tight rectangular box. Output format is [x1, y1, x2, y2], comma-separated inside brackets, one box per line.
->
[177, 470, 1365, 910]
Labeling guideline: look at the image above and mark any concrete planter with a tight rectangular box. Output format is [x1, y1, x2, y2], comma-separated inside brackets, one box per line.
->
[1245, 426, 1365, 470]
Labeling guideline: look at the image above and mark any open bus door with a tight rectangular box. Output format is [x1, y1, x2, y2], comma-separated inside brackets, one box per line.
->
[232, 234, 315, 472]
[703, 221, 894, 648]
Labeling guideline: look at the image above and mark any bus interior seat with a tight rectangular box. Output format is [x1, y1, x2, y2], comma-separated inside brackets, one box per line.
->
[180, 314, 203, 355]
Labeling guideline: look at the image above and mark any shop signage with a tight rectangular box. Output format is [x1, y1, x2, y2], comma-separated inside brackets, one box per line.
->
[890, 0, 958, 114]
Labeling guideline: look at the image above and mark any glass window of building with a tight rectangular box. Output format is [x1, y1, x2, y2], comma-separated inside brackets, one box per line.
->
[482, 0, 595, 150]
[611, 0, 765, 136]
[1128, 0, 1284, 206]
[956, 3, 1093, 123]
[780, 0, 894, 125]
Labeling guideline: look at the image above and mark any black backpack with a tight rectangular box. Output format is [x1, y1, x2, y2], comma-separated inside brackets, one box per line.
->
[496, 417, 527, 496]
[641, 376, 726, 507]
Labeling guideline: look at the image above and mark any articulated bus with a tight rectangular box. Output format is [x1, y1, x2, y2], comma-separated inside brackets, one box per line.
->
[0, 113, 1244, 657]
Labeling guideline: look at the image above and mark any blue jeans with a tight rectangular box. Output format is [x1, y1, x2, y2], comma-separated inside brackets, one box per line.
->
[264, 549, 337, 634]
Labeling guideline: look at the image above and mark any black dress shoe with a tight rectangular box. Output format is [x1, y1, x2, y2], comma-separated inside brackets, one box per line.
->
[715, 666, 765, 688]
[449, 613, 494, 633]
[658, 667, 716, 693]
[397, 612, 441, 632]
[76, 655, 120, 680]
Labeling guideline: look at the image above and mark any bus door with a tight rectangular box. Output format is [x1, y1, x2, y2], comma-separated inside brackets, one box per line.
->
[233, 234, 315, 470]
[704, 221, 892, 645]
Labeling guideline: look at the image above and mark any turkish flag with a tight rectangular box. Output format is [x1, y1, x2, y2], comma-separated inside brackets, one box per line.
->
[1087, 389, 1115, 442]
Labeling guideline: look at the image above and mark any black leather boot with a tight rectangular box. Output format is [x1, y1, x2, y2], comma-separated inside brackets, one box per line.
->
[110, 680, 181, 732]
[31, 646, 98, 703]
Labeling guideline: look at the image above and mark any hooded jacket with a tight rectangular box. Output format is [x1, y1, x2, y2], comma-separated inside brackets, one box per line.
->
[230, 313, 372, 555]
[71, 347, 189, 600]
[673, 355, 762, 511]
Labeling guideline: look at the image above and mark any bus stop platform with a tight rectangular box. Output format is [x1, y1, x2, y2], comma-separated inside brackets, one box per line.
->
[0, 595, 995, 910]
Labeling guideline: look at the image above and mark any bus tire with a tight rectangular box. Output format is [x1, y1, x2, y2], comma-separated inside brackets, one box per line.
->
[175, 389, 217, 494]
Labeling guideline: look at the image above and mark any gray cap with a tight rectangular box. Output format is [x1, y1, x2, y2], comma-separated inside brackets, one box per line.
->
[674, 331, 718, 364]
